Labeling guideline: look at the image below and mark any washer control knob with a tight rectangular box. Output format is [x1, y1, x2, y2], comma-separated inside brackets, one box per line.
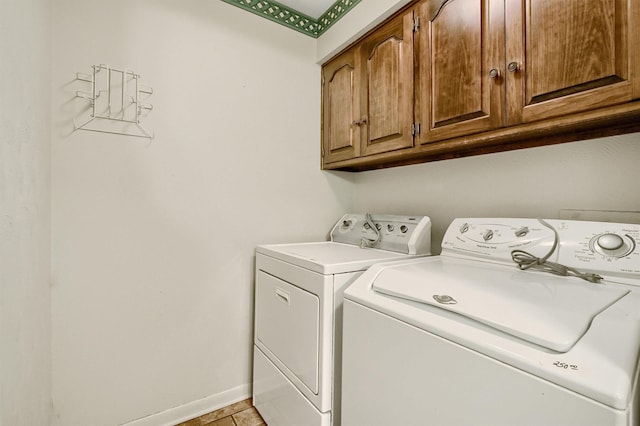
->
[597, 233, 625, 251]
[400, 225, 408, 233]
[387, 224, 395, 232]
[483, 229, 494, 241]
[460, 223, 469, 234]
[375, 223, 382, 231]
[342, 220, 352, 228]
[515, 227, 529, 238]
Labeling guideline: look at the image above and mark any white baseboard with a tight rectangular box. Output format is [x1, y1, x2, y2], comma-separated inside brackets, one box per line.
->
[121, 384, 251, 426]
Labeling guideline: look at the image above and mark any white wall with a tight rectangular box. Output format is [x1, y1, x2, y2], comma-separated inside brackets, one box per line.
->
[353, 134, 640, 253]
[41, 1, 640, 425]
[51, 1, 355, 425]
[0, 0, 52, 424]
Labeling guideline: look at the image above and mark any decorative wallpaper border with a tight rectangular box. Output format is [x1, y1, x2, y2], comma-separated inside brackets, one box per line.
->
[221, 0, 362, 38]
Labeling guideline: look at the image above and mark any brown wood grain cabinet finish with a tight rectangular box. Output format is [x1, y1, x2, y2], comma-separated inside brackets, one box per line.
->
[416, 0, 505, 144]
[507, 0, 635, 125]
[321, 11, 415, 165]
[321, 0, 640, 171]
[358, 11, 414, 156]
[322, 48, 359, 163]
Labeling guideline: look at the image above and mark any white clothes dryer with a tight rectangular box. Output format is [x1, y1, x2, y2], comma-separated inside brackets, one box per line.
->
[342, 218, 640, 426]
[253, 214, 432, 426]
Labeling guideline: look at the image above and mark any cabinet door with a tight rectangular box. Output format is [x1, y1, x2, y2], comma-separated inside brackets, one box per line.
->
[417, 0, 505, 145]
[358, 11, 415, 156]
[506, 0, 638, 125]
[322, 47, 360, 164]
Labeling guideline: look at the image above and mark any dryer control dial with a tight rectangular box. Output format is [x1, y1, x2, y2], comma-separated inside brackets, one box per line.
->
[590, 233, 635, 258]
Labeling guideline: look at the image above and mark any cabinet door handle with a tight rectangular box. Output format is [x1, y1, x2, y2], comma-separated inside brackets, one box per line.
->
[352, 117, 368, 126]
[488, 68, 500, 79]
[508, 62, 520, 73]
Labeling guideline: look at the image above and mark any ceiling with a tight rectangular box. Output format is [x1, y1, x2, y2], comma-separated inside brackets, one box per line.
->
[277, 0, 337, 19]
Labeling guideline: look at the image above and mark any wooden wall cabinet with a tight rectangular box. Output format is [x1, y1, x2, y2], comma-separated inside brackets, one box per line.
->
[358, 11, 415, 157]
[416, 0, 505, 144]
[322, 0, 640, 171]
[322, 48, 359, 164]
[322, 10, 415, 165]
[506, 0, 638, 126]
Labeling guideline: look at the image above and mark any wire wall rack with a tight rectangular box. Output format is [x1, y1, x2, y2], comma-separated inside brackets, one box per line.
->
[74, 64, 154, 140]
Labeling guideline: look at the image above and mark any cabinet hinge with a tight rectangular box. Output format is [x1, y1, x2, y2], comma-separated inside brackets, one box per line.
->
[411, 122, 421, 136]
[413, 17, 420, 32]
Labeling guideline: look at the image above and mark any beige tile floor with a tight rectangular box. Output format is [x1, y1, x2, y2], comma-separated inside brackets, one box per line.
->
[175, 398, 266, 426]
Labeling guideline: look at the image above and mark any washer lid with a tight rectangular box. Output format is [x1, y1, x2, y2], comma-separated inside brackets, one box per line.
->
[372, 257, 629, 352]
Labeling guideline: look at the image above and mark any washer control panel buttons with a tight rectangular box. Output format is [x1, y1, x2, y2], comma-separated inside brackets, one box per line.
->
[441, 218, 640, 279]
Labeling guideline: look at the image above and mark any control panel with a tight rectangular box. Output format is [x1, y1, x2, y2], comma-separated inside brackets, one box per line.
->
[441, 218, 640, 280]
[330, 214, 431, 255]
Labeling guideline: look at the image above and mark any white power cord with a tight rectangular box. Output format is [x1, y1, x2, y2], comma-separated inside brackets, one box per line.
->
[510, 219, 603, 284]
[360, 213, 381, 248]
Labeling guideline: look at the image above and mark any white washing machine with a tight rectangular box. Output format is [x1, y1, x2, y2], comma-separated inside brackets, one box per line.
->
[252, 213, 432, 426]
[342, 218, 640, 426]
